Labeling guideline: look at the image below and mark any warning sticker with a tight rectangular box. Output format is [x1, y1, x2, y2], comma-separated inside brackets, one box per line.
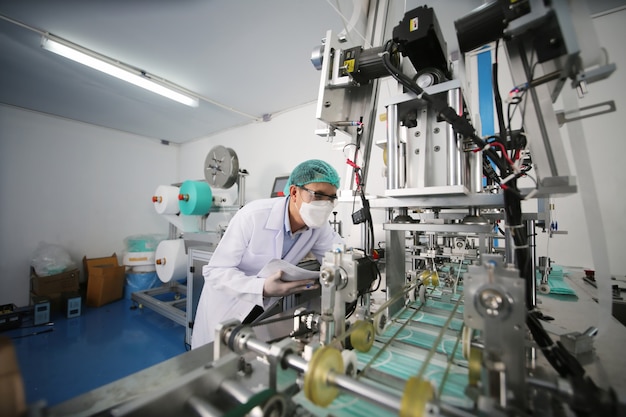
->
[344, 58, 356, 73]
[410, 17, 419, 32]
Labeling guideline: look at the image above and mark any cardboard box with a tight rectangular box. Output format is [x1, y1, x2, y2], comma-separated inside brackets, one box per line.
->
[83, 253, 118, 277]
[30, 268, 80, 296]
[83, 254, 126, 307]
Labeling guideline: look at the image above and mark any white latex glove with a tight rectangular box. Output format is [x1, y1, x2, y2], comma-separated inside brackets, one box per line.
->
[262, 270, 319, 297]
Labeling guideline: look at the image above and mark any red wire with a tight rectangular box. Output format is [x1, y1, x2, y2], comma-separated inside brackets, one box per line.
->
[346, 158, 359, 169]
[474, 141, 516, 167]
[346, 158, 361, 188]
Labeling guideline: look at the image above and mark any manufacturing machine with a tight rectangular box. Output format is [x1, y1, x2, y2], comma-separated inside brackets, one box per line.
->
[131, 145, 246, 346]
[44, 2, 621, 417]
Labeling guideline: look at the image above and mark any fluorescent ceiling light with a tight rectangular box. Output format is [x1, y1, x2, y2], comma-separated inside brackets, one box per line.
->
[41, 36, 199, 108]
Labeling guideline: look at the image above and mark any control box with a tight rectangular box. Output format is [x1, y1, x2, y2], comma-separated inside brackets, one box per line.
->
[32, 297, 50, 325]
[63, 292, 82, 318]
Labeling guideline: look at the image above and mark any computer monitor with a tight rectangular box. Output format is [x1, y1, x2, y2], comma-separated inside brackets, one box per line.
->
[270, 175, 290, 198]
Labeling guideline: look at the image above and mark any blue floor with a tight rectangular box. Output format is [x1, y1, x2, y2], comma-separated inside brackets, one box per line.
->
[5, 296, 187, 408]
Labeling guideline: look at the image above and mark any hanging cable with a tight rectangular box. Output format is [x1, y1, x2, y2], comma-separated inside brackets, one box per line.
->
[380, 40, 510, 183]
[492, 39, 509, 149]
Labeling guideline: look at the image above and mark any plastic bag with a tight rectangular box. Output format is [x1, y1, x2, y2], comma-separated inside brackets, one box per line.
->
[31, 242, 76, 276]
[124, 234, 166, 253]
[124, 271, 160, 299]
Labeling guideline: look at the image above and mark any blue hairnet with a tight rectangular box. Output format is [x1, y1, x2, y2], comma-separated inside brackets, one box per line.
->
[284, 159, 340, 194]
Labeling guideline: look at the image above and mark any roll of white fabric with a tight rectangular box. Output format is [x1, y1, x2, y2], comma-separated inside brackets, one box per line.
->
[152, 185, 180, 215]
[154, 239, 187, 283]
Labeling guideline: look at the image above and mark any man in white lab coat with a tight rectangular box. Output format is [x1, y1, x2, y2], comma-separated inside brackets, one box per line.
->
[191, 160, 344, 349]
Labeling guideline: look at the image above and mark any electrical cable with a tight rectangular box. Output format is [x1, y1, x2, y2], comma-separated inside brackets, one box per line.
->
[528, 310, 617, 415]
[380, 40, 510, 182]
[496, 74, 614, 410]
[492, 39, 508, 148]
[11, 327, 54, 339]
[378, 38, 617, 414]
[346, 120, 376, 257]
[345, 300, 358, 320]
[364, 259, 383, 295]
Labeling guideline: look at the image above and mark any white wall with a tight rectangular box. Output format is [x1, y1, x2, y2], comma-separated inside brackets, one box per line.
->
[179, 104, 371, 248]
[0, 105, 179, 306]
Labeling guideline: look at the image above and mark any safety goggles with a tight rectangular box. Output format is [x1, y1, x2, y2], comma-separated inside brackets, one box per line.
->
[298, 186, 338, 204]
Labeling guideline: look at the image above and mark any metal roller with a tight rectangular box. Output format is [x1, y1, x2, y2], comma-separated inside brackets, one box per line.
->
[204, 145, 239, 189]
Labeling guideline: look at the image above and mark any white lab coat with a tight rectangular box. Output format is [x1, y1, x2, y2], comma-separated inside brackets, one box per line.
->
[191, 196, 342, 349]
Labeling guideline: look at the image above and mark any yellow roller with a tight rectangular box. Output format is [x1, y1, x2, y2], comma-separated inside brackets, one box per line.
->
[468, 346, 482, 387]
[430, 270, 440, 286]
[461, 326, 474, 360]
[418, 270, 432, 281]
[349, 320, 375, 353]
[419, 269, 440, 287]
[303, 346, 343, 407]
[400, 377, 434, 417]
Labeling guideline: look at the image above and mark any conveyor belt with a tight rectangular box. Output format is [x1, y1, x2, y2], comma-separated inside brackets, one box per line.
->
[295, 389, 396, 417]
[296, 291, 474, 416]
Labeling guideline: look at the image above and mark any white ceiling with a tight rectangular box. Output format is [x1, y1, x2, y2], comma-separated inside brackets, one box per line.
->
[1, 0, 623, 144]
[0, 0, 358, 143]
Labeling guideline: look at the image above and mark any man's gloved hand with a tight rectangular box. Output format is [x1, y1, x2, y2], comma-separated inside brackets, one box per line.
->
[262, 270, 319, 297]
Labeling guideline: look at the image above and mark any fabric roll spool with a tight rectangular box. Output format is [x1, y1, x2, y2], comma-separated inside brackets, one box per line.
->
[211, 190, 235, 207]
[178, 180, 213, 215]
[152, 185, 180, 215]
[154, 239, 187, 283]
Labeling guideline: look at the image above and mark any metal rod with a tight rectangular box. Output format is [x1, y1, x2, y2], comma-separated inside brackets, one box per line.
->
[519, 69, 563, 91]
[387, 104, 400, 189]
[244, 337, 273, 357]
[527, 220, 537, 308]
[469, 148, 482, 193]
[505, 225, 516, 266]
[329, 372, 402, 413]
[447, 88, 462, 186]
[246, 338, 403, 413]
[516, 40, 559, 177]
[284, 354, 308, 373]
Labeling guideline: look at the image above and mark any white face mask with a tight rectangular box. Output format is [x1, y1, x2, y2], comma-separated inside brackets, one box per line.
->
[299, 200, 335, 228]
